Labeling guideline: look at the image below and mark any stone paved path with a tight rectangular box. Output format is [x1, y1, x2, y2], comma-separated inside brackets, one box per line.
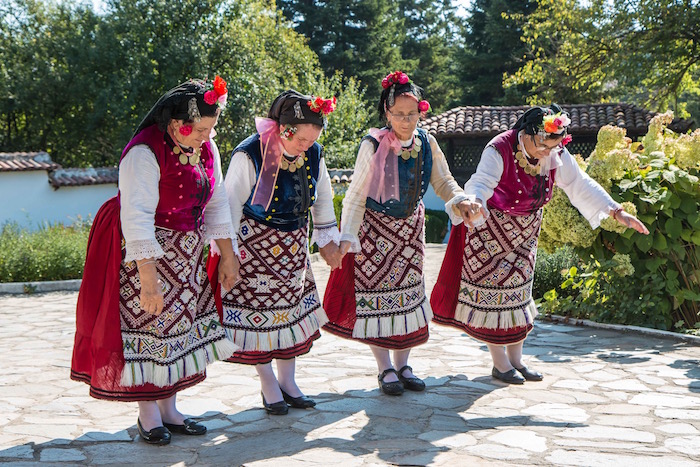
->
[1, 245, 699, 466]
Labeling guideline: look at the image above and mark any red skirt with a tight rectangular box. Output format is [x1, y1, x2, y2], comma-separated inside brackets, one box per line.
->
[70, 197, 235, 401]
[208, 216, 326, 365]
[431, 209, 540, 345]
[323, 204, 431, 350]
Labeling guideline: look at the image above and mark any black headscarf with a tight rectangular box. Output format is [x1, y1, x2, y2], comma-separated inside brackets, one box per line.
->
[378, 82, 425, 121]
[133, 80, 220, 136]
[512, 104, 566, 137]
[268, 90, 326, 127]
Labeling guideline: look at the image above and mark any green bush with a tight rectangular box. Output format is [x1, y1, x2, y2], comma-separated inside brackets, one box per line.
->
[532, 246, 579, 300]
[425, 208, 449, 243]
[0, 221, 91, 282]
[540, 113, 700, 332]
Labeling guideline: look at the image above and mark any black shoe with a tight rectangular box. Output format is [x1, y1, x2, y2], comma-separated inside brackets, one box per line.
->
[378, 368, 404, 396]
[491, 367, 525, 384]
[262, 392, 289, 415]
[163, 418, 207, 435]
[515, 366, 543, 381]
[280, 388, 316, 409]
[137, 418, 171, 445]
[397, 365, 426, 392]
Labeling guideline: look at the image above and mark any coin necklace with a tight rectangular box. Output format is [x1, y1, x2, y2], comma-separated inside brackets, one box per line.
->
[514, 133, 542, 176]
[169, 130, 201, 166]
[279, 154, 305, 173]
[399, 136, 422, 161]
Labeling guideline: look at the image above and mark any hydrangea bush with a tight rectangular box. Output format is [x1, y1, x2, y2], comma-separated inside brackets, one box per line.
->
[540, 112, 700, 332]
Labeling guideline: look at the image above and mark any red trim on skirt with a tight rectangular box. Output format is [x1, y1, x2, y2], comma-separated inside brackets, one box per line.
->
[323, 252, 429, 350]
[70, 371, 204, 402]
[224, 331, 321, 365]
[432, 315, 533, 345]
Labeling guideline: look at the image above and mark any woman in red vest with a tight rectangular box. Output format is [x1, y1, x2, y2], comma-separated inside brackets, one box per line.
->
[431, 105, 649, 384]
[71, 78, 239, 445]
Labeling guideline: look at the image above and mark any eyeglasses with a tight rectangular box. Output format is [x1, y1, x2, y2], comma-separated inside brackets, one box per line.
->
[532, 135, 561, 152]
[387, 111, 420, 122]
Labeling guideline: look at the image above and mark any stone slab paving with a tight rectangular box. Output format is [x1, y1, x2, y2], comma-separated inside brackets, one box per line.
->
[0, 244, 698, 466]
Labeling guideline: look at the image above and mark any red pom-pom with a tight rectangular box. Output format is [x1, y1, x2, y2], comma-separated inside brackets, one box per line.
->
[203, 91, 217, 105]
[179, 125, 193, 136]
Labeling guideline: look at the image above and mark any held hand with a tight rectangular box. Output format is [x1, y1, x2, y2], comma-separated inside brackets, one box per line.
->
[457, 199, 488, 230]
[339, 240, 352, 256]
[218, 254, 241, 292]
[138, 268, 165, 316]
[319, 242, 344, 270]
[616, 210, 650, 235]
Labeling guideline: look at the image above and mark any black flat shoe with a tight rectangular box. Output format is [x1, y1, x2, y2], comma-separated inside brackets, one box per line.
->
[397, 365, 426, 392]
[515, 366, 543, 381]
[163, 418, 207, 435]
[280, 388, 316, 409]
[137, 418, 171, 445]
[262, 392, 289, 415]
[378, 368, 404, 396]
[491, 367, 525, 384]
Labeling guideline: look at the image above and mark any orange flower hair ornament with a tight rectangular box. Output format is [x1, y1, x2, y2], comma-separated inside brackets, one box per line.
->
[202, 75, 228, 109]
[541, 112, 571, 135]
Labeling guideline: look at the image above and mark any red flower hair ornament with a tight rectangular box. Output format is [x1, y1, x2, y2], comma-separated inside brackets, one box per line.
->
[307, 96, 337, 115]
[202, 75, 228, 109]
[382, 71, 410, 89]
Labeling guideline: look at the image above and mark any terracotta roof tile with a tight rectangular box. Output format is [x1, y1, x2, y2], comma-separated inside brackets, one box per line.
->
[421, 103, 658, 137]
[0, 152, 61, 172]
[48, 167, 118, 188]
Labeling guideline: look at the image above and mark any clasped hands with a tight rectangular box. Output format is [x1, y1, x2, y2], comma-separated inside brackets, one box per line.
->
[319, 241, 350, 271]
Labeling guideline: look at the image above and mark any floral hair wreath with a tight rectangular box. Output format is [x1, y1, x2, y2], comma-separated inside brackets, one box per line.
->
[307, 96, 337, 115]
[541, 112, 572, 146]
[381, 70, 431, 114]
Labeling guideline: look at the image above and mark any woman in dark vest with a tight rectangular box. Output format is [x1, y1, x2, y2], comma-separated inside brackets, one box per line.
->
[71, 78, 240, 445]
[322, 71, 472, 396]
[431, 105, 649, 384]
[209, 90, 342, 415]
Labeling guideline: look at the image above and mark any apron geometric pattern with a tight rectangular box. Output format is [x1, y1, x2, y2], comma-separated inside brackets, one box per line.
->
[220, 216, 327, 363]
[119, 227, 235, 387]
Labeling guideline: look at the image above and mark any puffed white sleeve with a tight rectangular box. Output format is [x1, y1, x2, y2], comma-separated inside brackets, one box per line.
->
[555, 148, 618, 229]
[119, 145, 165, 262]
[310, 157, 340, 248]
[203, 139, 235, 246]
[339, 139, 375, 252]
[451, 146, 504, 226]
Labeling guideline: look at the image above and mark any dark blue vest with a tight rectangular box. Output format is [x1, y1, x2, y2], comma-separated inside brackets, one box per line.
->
[365, 128, 433, 219]
[236, 134, 322, 231]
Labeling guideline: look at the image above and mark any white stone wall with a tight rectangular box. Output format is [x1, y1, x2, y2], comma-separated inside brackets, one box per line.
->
[0, 171, 117, 229]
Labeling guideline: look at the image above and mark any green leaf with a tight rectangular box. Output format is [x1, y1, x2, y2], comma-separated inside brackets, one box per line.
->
[662, 170, 677, 183]
[645, 257, 666, 272]
[618, 179, 638, 190]
[680, 198, 697, 214]
[645, 170, 662, 180]
[649, 159, 667, 168]
[635, 233, 654, 253]
[653, 232, 668, 251]
[681, 229, 693, 241]
[692, 230, 700, 246]
[664, 218, 682, 239]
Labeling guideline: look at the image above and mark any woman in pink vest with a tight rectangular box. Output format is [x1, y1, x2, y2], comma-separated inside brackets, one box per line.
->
[431, 105, 649, 384]
[71, 79, 239, 445]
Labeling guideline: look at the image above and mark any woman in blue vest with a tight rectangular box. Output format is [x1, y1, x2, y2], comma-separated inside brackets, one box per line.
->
[209, 90, 342, 414]
[323, 71, 472, 395]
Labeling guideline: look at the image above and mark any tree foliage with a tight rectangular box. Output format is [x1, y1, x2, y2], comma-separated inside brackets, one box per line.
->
[458, 0, 537, 105]
[0, 0, 368, 168]
[505, 0, 700, 120]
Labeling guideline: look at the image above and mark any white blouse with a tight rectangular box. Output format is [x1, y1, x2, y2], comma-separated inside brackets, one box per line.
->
[448, 145, 618, 229]
[119, 139, 235, 262]
[223, 150, 340, 248]
[340, 131, 468, 252]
